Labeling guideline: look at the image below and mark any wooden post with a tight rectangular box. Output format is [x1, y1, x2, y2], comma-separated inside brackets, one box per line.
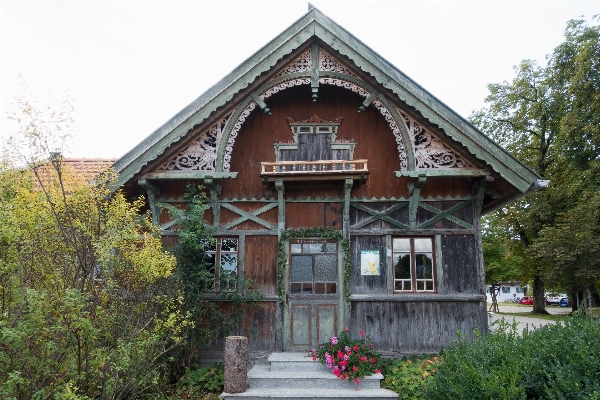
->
[224, 336, 248, 394]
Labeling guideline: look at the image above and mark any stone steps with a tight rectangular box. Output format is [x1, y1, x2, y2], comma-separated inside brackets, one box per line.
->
[220, 353, 398, 400]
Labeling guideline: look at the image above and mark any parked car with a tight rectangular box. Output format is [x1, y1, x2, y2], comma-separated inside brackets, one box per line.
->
[519, 296, 533, 305]
[546, 293, 568, 305]
[559, 297, 569, 307]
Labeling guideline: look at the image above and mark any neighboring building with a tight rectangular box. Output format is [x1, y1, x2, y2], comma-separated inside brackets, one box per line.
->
[486, 282, 527, 303]
[113, 6, 544, 356]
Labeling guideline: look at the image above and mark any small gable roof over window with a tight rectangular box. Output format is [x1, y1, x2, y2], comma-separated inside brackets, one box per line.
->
[113, 5, 544, 214]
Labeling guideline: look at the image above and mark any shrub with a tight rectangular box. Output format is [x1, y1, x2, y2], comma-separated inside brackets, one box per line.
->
[382, 355, 442, 400]
[175, 363, 224, 399]
[425, 313, 600, 399]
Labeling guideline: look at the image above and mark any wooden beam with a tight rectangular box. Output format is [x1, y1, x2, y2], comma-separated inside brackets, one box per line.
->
[276, 179, 285, 239]
[142, 172, 238, 180]
[395, 169, 490, 178]
[311, 42, 320, 102]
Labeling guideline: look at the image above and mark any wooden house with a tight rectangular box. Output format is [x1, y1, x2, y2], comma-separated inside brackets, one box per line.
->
[114, 5, 545, 356]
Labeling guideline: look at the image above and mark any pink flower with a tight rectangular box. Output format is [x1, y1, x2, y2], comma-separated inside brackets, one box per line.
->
[359, 330, 365, 336]
[344, 327, 349, 331]
[352, 366, 358, 372]
[353, 345, 359, 351]
[331, 336, 338, 345]
[374, 369, 382, 374]
[361, 356, 367, 362]
[370, 358, 376, 364]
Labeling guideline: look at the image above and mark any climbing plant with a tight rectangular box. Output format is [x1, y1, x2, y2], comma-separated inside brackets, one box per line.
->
[276, 227, 353, 308]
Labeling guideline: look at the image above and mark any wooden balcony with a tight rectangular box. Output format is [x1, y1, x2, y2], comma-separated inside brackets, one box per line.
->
[260, 159, 369, 186]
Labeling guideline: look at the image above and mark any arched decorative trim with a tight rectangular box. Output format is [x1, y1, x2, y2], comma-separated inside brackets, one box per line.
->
[158, 114, 232, 171]
[270, 49, 312, 80]
[217, 73, 415, 172]
[397, 109, 474, 169]
[222, 101, 257, 172]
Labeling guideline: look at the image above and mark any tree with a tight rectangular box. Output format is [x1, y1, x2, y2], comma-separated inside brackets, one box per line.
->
[471, 16, 600, 314]
[482, 221, 522, 313]
[0, 93, 189, 399]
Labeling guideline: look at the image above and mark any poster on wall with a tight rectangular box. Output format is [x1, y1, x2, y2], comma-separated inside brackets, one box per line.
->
[360, 250, 380, 275]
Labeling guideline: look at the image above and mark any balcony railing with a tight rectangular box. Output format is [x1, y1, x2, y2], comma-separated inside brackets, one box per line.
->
[261, 159, 368, 174]
[259, 159, 369, 186]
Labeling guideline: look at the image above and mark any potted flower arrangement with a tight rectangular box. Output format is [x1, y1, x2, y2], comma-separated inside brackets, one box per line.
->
[309, 328, 383, 388]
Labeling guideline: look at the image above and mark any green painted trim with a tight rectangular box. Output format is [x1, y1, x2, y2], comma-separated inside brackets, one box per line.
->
[215, 96, 255, 172]
[418, 200, 474, 230]
[219, 202, 278, 231]
[143, 172, 238, 180]
[276, 227, 352, 309]
[394, 169, 490, 178]
[350, 202, 410, 230]
[435, 235, 443, 294]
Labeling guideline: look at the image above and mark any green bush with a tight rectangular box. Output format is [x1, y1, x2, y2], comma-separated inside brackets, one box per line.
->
[382, 355, 442, 400]
[425, 313, 600, 399]
[176, 363, 224, 399]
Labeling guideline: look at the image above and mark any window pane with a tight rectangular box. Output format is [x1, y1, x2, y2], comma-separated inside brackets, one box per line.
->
[395, 280, 411, 291]
[417, 281, 424, 291]
[221, 238, 238, 252]
[302, 283, 313, 294]
[291, 256, 313, 282]
[414, 238, 432, 252]
[291, 243, 302, 253]
[393, 238, 411, 252]
[205, 253, 216, 267]
[291, 283, 302, 294]
[201, 239, 216, 252]
[415, 254, 432, 279]
[325, 243, 337, 253]
[314, 254, 337, 282]
[394, 254, 411, 279]
[307, 243, 324, 253]
[426, 281, 434, 291]
[315, 283, 326, 294]
[326, 283, 336, 294]
[220, 254, 237, 272]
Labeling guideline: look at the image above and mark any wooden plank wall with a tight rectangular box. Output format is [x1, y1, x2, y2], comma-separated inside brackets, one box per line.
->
[244, 236, 278, 296]
[350, 300, 488, 354]
[350, 235, 387, 294]
[441, 235, 481, 295]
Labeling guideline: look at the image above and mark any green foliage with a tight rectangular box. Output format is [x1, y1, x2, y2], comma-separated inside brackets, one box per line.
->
[425, 313, 600, 399]
[381, 356, 442, 400]
[276, 227, 351, 307]
[470, 16, 600, 311]
[309, 328, 384, 386]
[175, 363, 224, 398]
[163, 185, 263, 369]
[0, 92, 187, 399]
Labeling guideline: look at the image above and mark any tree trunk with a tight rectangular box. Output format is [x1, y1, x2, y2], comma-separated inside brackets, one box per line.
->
[224, 336, 248, 394]
[532, 275, 548, 314]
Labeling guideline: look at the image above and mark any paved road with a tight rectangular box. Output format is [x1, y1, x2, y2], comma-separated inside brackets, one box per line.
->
[488, 304, 570, 333]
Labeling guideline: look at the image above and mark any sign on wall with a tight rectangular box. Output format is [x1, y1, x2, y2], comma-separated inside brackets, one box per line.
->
[360, 250, 380, 275]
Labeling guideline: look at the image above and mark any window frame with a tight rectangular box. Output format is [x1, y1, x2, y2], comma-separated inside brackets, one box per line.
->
[203, 237, 239, 291]
[392, 236, 436, 294]
[289, 239, 338, 297]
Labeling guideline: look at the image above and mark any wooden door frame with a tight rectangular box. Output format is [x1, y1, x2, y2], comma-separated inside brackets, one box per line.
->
[282, 238, 345, 351]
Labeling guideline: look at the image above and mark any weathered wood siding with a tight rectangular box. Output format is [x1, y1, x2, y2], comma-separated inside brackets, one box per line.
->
[285, 202, 343, 229]
[244, 235, 278, 295]
[349, 300, 488, 354]
[350, 235, 387, 294]
[441, 235, 481, 295]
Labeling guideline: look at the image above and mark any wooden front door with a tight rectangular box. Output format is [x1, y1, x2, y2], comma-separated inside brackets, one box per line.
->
[285, 239, 340, 351]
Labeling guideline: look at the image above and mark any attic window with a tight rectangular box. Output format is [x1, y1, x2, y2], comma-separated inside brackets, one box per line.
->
[299, 126, 312, 133]
[317, 126, 332, 133]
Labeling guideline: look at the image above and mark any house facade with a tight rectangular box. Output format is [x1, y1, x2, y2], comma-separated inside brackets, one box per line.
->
[486, 282, 528, 303]
[114, 6, 544, 356]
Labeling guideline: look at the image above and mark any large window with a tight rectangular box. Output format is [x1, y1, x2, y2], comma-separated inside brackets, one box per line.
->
[501, 286, 511, 294]
[393, 237, 435, 293]
[203, 237, 238, 291]
[290, 239, 337, 295]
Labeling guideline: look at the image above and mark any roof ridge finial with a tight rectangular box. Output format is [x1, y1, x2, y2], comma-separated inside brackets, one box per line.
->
[308, 2, 315, 11]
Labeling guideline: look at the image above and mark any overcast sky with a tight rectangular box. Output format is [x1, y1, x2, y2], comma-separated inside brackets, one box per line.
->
[1, 1, 598, 160]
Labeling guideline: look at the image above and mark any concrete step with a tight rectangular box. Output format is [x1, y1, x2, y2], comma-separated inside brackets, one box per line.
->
[220, 387, 399, 400]
[268, 352, 323, 371]
[248, 365, 383, 390]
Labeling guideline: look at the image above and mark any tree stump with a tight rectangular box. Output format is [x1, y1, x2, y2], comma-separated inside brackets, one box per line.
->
[224, 336, 248, 393]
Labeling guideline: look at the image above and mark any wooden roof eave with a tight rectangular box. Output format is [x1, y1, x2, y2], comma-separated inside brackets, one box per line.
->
[114, 5, 541, 196]
[309, 11, 541, 193]
[114, 14, 322, 187]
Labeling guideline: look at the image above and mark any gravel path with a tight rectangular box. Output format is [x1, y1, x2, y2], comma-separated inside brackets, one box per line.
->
[488, 303, 571, 333]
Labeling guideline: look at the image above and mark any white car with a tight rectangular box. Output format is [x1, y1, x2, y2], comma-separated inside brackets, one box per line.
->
[546, 293, 567, 305]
